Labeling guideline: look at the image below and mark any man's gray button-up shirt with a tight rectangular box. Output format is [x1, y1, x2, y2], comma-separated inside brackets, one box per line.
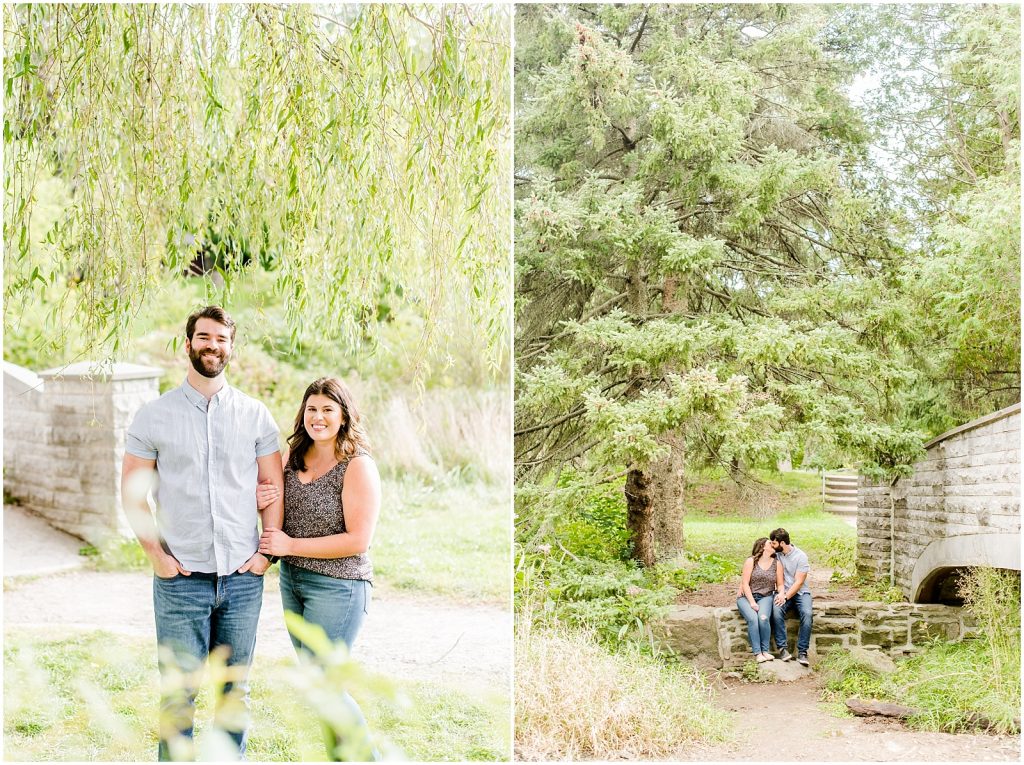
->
[125, 378, 280, 575]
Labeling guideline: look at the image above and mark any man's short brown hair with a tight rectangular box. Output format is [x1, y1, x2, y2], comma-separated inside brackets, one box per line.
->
[185, 306, 236, 342]
[770, 528, 791, 545]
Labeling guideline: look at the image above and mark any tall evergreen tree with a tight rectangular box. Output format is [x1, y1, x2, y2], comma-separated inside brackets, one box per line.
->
[515, 4, 920, 565]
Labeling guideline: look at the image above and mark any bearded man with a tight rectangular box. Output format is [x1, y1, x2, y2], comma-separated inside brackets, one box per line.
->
[121, 305, 284, 760]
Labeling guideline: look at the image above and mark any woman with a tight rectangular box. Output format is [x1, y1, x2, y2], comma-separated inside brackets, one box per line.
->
[256, 376, 380, 760]
[737, 536, 783, 663]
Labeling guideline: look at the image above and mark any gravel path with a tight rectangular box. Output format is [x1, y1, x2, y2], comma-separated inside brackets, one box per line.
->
[676, 675, 1019, 762]
[3, 570, 510, 695]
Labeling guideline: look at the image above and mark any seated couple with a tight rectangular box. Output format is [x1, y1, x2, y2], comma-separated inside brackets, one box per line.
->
[736, 528, 813, 666]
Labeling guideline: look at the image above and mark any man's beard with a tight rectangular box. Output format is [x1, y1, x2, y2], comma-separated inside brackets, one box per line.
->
[189, 348, 228, 378]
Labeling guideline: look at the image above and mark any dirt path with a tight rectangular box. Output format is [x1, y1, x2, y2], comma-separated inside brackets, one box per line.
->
[675, 675, 1019, 762]
[3, 570, 510, 695]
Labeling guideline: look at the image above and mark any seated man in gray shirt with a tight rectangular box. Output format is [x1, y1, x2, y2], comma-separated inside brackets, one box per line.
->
[121, 305, 284, 761]
[769, 527, 813, 666]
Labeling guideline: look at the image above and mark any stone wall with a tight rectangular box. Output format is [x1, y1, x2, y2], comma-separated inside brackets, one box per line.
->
[660, 601, 974, 669]
[856, 403, 1021, 601]
[3, 360, 163, 545]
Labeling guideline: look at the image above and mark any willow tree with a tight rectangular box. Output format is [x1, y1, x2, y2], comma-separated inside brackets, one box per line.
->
[515, 4, 921, 566]
[4, 4, 510, 366]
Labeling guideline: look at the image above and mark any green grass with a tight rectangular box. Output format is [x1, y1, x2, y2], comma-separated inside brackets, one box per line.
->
[819, 640, 1020, 734]
[819, 568, 1021, 735]
[684, 469, 854, 565]
[684, 507, 856, 569]
[374, 476, 510, 603]
[371, 685, 510, 761]
[4, 629, 510, 761]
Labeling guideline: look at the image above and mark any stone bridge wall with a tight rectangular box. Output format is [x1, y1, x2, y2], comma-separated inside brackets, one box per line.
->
[660, 601, 974, 669]
[857, 403, 1021, 601]
[3, 361, 163, 545]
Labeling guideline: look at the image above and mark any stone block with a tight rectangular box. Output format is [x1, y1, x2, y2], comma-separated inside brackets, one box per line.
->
[821, 603, 860, 618]
[860, 609, 894, 627]
[889, 626, 909, 645]
[909, 618, 958, 642]
[847, 646, 897, 674]
[660, 606, 723, 668]
[989, 514, 1022, 532]
[860, 628, 894, 648]
[731, 639, 750, 655]
[814, 618, 858, 635]
[813, 635, 846, 650]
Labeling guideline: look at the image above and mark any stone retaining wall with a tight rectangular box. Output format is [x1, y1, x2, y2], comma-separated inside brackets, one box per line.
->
[659, 601, 973, 669]
[857, 403, 1021, 600]
[3, 360, 163, 545]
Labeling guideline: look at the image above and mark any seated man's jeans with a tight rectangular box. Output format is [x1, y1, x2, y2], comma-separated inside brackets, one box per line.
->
[771, 591, 813, 654]
[153, 571, 264, 761]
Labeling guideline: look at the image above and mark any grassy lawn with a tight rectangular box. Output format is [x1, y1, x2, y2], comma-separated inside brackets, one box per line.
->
[684, 469, 855, 565]
[373, 477, 510, 604]
[4, 630, 510, 761]
[87, 474, 510, 605]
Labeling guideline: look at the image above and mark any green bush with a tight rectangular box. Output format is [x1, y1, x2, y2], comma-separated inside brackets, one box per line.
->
[521, 556, 676, 647]
[553, 475, 630, 562]
[857, 578, 905, 603]
[823, 535, 856, 582]
[555, 519, 626, 562]
[662, 552, 739, 592]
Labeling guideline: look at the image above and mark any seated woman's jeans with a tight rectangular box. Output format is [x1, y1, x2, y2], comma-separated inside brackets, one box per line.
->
[736, 594, 775, 655]
[280, 562, 378, 762]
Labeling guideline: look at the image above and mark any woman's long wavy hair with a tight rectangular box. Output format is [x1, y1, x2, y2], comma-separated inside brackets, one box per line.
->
[750, 537, 772, 560]
[286, 377, 370, 472]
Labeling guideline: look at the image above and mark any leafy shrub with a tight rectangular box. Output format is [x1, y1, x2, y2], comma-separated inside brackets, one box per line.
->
[520, 556, 676, 647]
[553, 475, 630, 561]
[823, 535, 856, 582]
[661, 552, 739, 592]
[554, 519, 626, 562]
[858, 577, 905, 603]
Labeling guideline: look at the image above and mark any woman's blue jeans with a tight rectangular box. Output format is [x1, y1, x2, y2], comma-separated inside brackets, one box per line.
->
[736, 594, 775, 655]
[279, 562, 376, 761]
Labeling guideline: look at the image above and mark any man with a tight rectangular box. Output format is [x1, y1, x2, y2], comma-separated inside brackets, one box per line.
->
[121, 306, 283, 760]
[769, 527, 813, 666]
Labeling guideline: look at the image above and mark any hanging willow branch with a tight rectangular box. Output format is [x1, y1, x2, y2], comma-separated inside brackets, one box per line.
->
[3, 3, 511, 366]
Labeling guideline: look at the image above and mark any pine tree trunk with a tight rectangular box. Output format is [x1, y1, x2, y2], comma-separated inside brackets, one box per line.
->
[626, 432, 686, 567]
[625, 467, 656, 567]
[625, 274, 687, 566]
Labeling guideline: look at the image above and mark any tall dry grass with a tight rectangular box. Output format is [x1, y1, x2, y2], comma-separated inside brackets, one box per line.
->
[514, 615, 729, 760]
[368, 388, 510, 484]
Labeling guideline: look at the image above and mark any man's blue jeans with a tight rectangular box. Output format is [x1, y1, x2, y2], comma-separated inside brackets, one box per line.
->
[153, 571, 264, 761]
[279, 562, 375, 761]
[771, 591, 813, 654]
[736, 594, 774, 655]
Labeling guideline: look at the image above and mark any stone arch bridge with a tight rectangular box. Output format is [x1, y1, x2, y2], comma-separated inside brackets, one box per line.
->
[857, 403, 1020, 604]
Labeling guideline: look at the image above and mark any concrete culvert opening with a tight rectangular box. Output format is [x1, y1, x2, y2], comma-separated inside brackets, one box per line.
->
[910, 534, 1021, 604]
[915, 567, 969, 606]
